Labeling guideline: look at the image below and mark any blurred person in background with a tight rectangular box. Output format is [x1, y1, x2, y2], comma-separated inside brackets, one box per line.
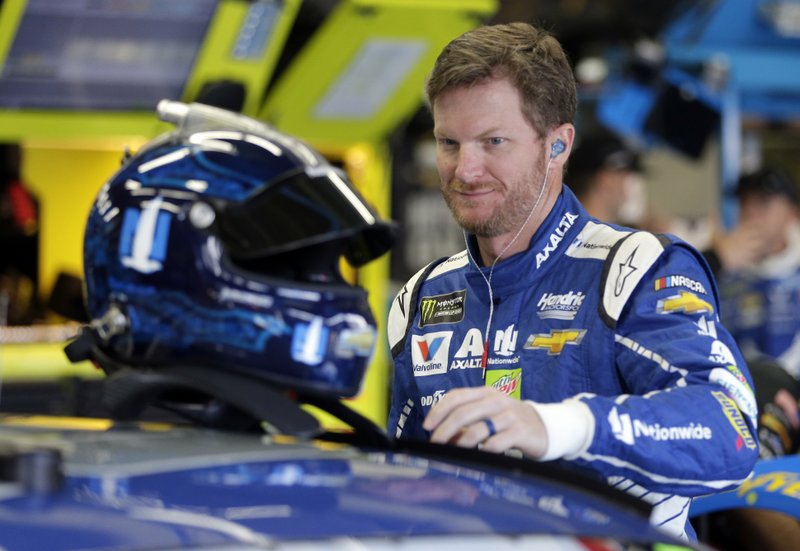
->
[566, 130, 649, 227]
[0, 143, 41, 325]
[716, 166, 800, 458]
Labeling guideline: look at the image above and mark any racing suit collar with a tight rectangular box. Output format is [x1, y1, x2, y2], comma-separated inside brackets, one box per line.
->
[464, 187, 586, 296]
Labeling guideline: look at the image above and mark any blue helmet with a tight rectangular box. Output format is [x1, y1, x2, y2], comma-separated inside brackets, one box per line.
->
[79, 101, 395, 398]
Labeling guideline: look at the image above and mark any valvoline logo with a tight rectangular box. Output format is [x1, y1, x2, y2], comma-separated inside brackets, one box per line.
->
[417, 337, 444, 361]
[411, 332, 452, 377]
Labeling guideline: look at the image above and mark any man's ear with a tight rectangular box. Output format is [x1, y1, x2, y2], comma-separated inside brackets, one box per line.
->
[547, 124, 575, 166]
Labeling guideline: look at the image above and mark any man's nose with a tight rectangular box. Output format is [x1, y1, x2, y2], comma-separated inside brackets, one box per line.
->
[454, 146, 484, 184]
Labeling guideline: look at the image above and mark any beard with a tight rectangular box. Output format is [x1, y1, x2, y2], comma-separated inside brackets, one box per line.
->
[441, 159, 547, 238]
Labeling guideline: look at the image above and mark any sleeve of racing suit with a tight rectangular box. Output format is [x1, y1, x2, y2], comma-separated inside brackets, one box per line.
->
[564, 240, 759, 497]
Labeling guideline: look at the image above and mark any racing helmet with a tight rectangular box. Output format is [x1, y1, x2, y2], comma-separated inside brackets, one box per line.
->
[77, 100, 395, 398]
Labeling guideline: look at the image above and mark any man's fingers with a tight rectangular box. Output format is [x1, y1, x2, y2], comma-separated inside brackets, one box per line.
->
[422, 387, 498, 431]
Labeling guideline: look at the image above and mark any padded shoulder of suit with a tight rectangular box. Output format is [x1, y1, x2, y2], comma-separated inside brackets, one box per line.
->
[387, 251, 468, 356]
[599, 231, 672, 328]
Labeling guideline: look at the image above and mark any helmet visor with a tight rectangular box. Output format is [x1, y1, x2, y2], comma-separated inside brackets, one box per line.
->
[212, 167, 395, 267]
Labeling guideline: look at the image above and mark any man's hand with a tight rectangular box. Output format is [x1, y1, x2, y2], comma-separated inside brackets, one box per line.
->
[712, 219, 772, 271]
[422, 387, 548, 458]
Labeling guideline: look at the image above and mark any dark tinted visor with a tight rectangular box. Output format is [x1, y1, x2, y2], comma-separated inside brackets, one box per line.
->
[212, 168, 395, 267]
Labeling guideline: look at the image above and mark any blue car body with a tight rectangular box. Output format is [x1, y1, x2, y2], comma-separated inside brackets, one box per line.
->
[0, 415, 698, 550]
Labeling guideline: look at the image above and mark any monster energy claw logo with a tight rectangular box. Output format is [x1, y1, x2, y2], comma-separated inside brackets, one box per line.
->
[418, 290, 466, 328]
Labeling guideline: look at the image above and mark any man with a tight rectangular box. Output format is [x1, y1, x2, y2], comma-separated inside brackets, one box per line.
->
[387, 22, 757, 541]
[567, 130, 646, 226]
[717, 167, 800, 454]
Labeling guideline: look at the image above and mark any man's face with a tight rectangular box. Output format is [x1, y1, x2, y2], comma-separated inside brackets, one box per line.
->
[739, 191, 798, 253]
[432, 76, 547, 238]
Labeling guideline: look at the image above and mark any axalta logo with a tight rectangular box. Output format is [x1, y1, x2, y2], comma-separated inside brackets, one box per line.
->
[450, 328, 484, 369]
[537, 291, 585, 320]
[523, 329, 586, 355]
[411, 332, 451, 377]
[654, 274, 708, 295]
[657, 291, 714, 315]
[709, 340, 737, 365]
[712, 391, 757, 451]
[608, 407, 713, 446]
[536, 211, 578, 268]
[419, 290, 466, 328]
[420, 390, 446, 407]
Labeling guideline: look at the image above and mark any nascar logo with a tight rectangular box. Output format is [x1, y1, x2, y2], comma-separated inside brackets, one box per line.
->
[523, 329, 586, 355]
[654, 274, 707, 294]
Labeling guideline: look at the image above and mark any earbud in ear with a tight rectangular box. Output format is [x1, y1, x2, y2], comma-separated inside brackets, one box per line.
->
[550, 139, 566, 158]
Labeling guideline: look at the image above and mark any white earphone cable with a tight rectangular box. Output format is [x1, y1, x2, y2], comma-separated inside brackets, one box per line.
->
[464, 153, 556, 380]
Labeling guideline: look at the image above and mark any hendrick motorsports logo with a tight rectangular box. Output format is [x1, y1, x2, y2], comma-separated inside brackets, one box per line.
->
[537, 291, 585, 320]
[419, 290, 466, 328]
[608, 407, 712, 445]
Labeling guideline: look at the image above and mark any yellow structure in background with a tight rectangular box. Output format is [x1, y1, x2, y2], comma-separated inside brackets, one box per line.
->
[2, 0, 498, 428]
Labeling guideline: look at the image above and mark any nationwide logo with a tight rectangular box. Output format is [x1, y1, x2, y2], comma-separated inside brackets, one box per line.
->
[494, 324, 518, 357]
[654, 274, 708, 295]
[418, 290, 466, 328]
[536, 211, 578, 268]
[411, 331, 451, 377]
[712, 391, 757, 451]
[608, 407, 713, 446]
[523, 329, 586, 355]
[657, 291, 714, 315]
[696, 316, 717, 338]
[537, 291, 586, 320]
[486, 368, 522, 399]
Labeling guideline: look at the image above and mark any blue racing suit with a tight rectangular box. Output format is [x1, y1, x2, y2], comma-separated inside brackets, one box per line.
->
[388, 186, 758, 540]
[718, 224, 800, 379]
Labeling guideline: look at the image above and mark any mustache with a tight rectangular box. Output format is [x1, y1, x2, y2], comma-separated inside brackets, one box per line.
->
[445, 179, 499, 193]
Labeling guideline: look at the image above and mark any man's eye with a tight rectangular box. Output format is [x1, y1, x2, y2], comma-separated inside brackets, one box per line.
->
[437, 138, 457, 148]
[487, 137, 505, 145]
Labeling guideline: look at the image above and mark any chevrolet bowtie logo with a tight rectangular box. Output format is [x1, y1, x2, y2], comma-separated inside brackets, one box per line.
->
[524, 329, 586, 355]
[657, 291, 713, 315]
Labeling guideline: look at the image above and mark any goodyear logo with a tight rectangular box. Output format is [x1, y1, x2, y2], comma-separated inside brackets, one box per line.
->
[657, 291, 714, 315]
[523, 329, 586, 355]
[485, 368, 522, 399]
[737, 471, 800, 500]
[712, 390, 757, 451]
[654, 274, 707, 294]
[419, 290, 466, 328]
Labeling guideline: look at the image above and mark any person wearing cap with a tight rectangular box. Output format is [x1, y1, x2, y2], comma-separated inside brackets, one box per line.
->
[718, 167, 800, 373]
[717, 167, 800, 457]
[567, 131, 647, 226]
[712, 166, 800, 549]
